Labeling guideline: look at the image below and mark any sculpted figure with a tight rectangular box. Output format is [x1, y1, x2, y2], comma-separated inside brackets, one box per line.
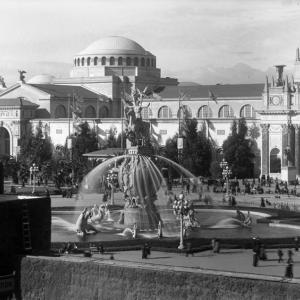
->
[0, 76, 6, 88]
[18, 70, 26, 83]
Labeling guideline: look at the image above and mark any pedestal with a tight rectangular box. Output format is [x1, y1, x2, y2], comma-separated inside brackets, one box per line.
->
[281, 166, 297, 183]
[124, 207, 153, 230]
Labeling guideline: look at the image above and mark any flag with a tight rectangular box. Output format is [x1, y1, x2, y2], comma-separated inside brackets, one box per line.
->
[208, 89, 218, 104]
[205, 119, 215, 131]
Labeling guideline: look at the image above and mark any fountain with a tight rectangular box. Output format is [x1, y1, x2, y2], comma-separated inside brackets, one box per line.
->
[77, 86, 198, 238]
[51, 87, 300, 245]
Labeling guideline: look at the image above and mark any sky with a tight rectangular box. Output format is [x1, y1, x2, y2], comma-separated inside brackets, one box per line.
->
[1, 0, 300, 85]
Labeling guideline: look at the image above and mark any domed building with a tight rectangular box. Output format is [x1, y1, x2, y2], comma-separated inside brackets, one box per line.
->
[2, 36, 300, 182]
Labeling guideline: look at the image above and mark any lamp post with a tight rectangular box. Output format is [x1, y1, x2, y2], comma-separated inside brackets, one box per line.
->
[173, 192, 191, 249]
[220, 159, 232, 199]
[30, 163, 39, 194]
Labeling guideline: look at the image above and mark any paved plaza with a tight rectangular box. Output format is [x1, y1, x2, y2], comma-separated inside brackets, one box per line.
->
[64, 248, 300, 282]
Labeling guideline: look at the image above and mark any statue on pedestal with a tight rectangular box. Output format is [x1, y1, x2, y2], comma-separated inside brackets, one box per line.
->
[18, 70, 26, 83]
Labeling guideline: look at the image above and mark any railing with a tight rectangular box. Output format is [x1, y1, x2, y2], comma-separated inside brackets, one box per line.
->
[0, 272, 15, 295]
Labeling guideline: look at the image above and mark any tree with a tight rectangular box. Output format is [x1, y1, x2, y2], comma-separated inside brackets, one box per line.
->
[71, 122, 98, 182]
[181, 118, 212, 177]
[19, 121, 53, 168]
[106, 128, 118, 148]
[161, 118, 213, 177]
[222, 118, 255, 178]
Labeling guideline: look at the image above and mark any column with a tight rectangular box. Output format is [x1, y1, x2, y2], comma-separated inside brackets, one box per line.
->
[260, 124, 269, 176]
[282, 124, 288, 167]
[289, 125, 295, 167]
[295, 125, 300, 175]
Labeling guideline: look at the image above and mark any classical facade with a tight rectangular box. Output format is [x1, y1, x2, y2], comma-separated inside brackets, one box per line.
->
[1, 36, 300, 181]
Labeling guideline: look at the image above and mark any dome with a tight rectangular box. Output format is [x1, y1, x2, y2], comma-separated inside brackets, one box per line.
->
[78, 36, 147, 56]
[27, 74, 55, 84]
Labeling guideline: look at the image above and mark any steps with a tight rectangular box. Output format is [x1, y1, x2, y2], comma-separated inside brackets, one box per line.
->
[21, 202, 32, 253]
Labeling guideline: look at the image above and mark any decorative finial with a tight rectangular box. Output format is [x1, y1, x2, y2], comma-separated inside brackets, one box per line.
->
[264, 76, 269, 92]
[285, 75, 289, 90]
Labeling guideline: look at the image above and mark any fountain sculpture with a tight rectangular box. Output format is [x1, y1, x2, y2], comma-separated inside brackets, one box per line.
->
[77, 87, 198, 237]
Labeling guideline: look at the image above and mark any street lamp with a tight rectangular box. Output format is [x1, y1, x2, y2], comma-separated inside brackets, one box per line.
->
[173, 192, 191, 249]
[220, 159, 232, 199]
[30, 163, 39, 194]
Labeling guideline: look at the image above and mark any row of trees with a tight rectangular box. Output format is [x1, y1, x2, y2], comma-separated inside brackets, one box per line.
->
[2, 122, 118, 186]
[163, 117, 260, 179]
[1, 116, 261, 186]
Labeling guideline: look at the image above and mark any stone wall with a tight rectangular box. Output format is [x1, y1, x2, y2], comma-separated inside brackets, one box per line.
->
[20, 256, 300, 300]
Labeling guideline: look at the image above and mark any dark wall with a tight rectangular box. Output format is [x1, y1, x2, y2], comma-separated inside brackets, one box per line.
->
[0, 162, 3, 194]
[0, 196, 51, 275]
[20, 256, 300, 300]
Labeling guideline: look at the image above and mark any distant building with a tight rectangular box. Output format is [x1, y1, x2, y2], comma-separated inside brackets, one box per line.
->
[0, 36, 299, 181]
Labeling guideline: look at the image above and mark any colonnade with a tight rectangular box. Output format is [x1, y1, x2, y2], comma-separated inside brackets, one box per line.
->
[261, 123, 300, 177]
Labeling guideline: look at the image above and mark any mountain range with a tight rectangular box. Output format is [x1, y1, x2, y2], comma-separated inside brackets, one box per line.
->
[0, 61, 293, 87]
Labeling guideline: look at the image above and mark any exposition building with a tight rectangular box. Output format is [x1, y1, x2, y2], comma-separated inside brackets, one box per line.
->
[0, 36, 300, 181]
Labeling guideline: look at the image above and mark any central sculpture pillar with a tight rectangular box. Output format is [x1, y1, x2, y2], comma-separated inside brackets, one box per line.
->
[260, 124, 269, 176]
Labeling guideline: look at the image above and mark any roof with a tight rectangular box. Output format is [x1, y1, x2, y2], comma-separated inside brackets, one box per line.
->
[27, 74, 55, 84]
[78, 36, 147, 56]
[156, 84, 265, 99]
[82, 148, 125, 158]
[29, 84, 103, 99]
[0, 97, 38, 107]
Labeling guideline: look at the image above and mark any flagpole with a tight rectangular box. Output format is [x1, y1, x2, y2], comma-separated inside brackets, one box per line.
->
[206, 94, 210, 139]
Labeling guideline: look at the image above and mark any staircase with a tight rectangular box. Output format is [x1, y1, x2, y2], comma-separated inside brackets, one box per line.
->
[21, 202, 32, 253]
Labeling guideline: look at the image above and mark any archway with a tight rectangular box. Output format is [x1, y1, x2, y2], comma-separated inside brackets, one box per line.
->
[0, 127, 10, 156]
[270, 148, 281, 173]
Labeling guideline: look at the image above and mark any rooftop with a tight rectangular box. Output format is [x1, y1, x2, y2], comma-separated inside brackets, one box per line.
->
[0, 97, 38, 107]
[78, 36, 147, 56]
[29, 84, 105, 99]
[157, 83, 265, 99]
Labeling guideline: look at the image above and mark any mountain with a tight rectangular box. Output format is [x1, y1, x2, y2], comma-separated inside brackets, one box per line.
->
[167, 63, 293, 85]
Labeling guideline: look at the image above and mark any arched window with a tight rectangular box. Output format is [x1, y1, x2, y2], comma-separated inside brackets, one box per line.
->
[218, 105, 234, 118]
[151, 59, 154, 67]
[153, 59, 156, 67]
[141, 57, 145, 67]
[126, 57, 131, 66]
[146, 58, 150, 67]
[270, 148, 281, 173]
[54, 105, 67, 118]
[110, 57, 115, 65]
[99, 106, 109, 118]
[177, 105, 192, 119]
[94, 57, 98, 66]
[77, 58, 80, 66]
[141, 107, 152, 119]
[87, 57, 91, 66]
[118, 57, 123, 66]
[158, 106, 172, 118]
[85, 106, 96, 118]
[240, 104, 255, 118]
[74, 59, 77, 66]
[81, 57, 85, 66]
[198, 105, 213, 118]
[101, 57, 106, 65]
[134, 57, 139, 66]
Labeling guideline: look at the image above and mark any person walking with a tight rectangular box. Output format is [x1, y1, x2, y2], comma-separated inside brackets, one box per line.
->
[277, 248, 283, 263]
[285, 250, 294, 278]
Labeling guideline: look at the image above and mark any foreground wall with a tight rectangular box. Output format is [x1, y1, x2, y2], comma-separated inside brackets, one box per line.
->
[20, 256, 300, 300]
